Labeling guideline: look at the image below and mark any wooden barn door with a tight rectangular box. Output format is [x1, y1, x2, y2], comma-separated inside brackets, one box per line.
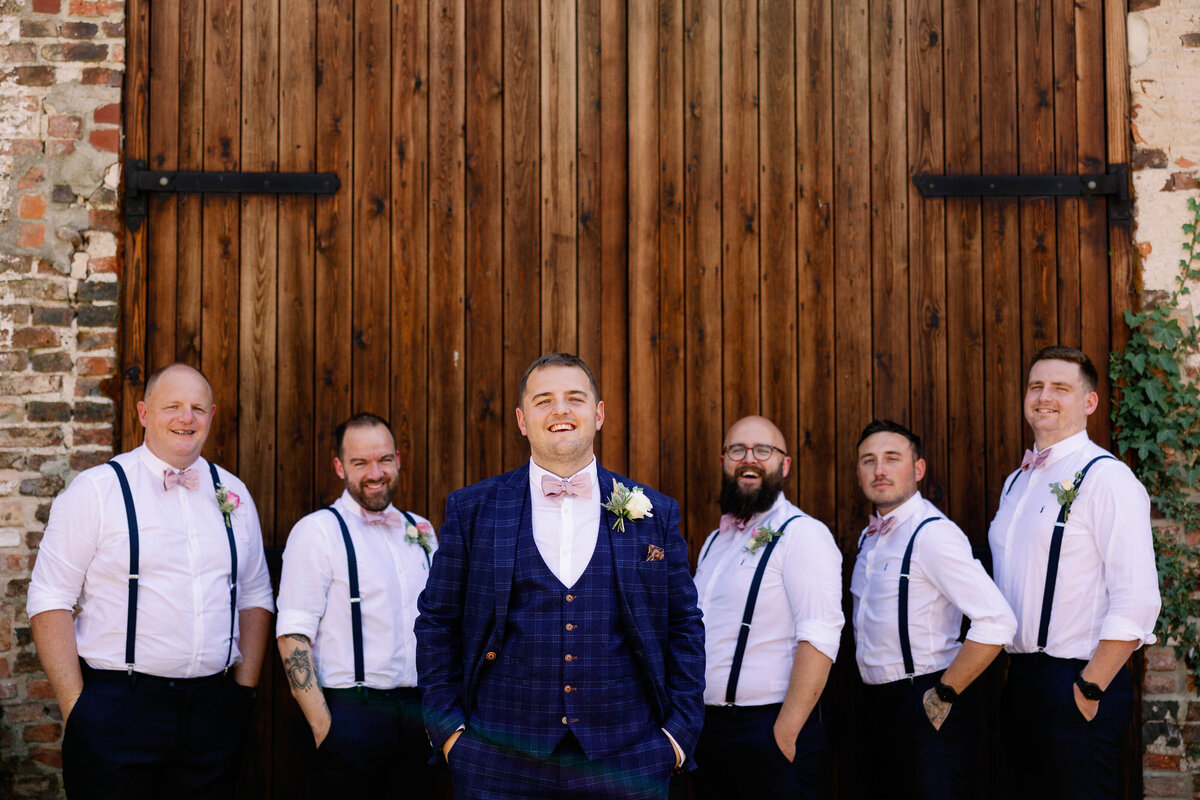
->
[121, 0, 1137, 797]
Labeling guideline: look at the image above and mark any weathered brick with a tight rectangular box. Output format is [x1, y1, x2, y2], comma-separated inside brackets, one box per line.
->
[0, 657, 10, 677]
[6, 579, 31, 599]
[0, 43, 38, 63]
[76, 304, 118, 327]
[0, 375, 62, 395]
[0, 426, 63, 450]
[78, 280, 119, 304]
[46, 139, 76, 157]
[1145, 671, 1182, 694]
[26, 402, 70, 423]
[15, 66, 55, 86]
[23, 723, 62, 744]
[77, 329, 115, 351]
[70, 452, 110, 471]
[89, 128, 120, 153]
[81, 66, 122, 87]
[27, 530, 45, 549]
[60, 21, 100, 39]
[20, 19, 56, 37]
[4, 138, 45, 155]
[6, 279, 69, 302]
[32, 306, 73, 327]
[73, 402, 114, 423]
[0, 682, 17, 700]
[73, 427, 113, 447]
[20, 476, 65, 497]
[17, 223, 46, 249]
[94, 102, 120, 125]
[1188, 701, 1200, 721]
[17, 167, 45, 190]
[1182, 33, 1200, 48]
[31, 351, 74, 373]
[1144, 752, 1181, 771]
[18, 194, 47, 220]
[32, 0, 61, 11]
[28, 748, 63, 769]
[52, 184, 76, 203]
[102, 20, 125, 37]
[88, 257, 118, 274]
[74, 376, 108, 398]
[88, 208, 120, 232]
[1143, 772, 1188, 796]
[1183, 723, 1200, 745]
[27, 680, 54, 700]
[2, 305, 32, 324]
[11, 328, 61, 349]
[47, 115, 82, 139]
[6, 702, 54, 724]
[76, 356, 116, 376]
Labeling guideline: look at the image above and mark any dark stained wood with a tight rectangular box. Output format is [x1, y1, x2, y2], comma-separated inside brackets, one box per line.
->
[541, 0, 578, 355]
[720, 0, 759, 424]
[465, 0, 504, 486]
[175, 0, 205, 370]
[575, 0, 603, 438]
[145, 0, 178, 380]
[200, 0, 241, 471]
[1105, 0, 1136, 425]
[120, 0, 149, 453]
[1054, 0, 1083, 349]
[627, 0, 659, 487]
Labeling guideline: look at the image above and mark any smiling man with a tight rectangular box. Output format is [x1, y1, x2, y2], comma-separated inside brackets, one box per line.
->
[850, 419, 1015, 800]
[28, 363, 274, 800]
[989, 346, 1160, 800]
[692, 416, 843, 800]
[416, 353, 704, 800]
[276, 413, 436, 798]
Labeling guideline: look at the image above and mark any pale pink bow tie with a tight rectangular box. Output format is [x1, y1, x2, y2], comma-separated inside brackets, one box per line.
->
[361, 508, 406, 527]
[718, 514, 750, 536]
[1020, 448, 1051, 471]
[163, 469, 199, 491]
[865, 515, 897, 537]
[541, 474, 592, 499]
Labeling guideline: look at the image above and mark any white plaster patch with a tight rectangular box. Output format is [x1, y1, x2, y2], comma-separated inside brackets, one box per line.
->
[85, 231, 117, 259]
[0, 529, 22, 549]
[1129, 13, 1151, 67]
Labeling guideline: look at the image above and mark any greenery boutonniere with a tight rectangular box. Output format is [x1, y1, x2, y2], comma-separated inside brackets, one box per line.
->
[215, 482, 240, 524]
[601, 480, 654, 533]
[744, 524, 781, 555]
[405, 521, 434, 554]
[1049, 470, 1084, 520]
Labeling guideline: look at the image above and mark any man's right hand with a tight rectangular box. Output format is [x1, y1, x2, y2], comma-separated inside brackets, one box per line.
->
[313, 711, 333, 748]
[443, 729, 463, 760]
[61, 690, 82, 724]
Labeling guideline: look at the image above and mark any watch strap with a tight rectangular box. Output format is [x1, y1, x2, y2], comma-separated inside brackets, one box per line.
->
[1074, 672, 1104, 700]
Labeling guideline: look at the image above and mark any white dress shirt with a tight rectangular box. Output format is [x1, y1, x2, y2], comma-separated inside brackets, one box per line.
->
[528, 458, 601, 588]
[27, 445, 275, 678]
[694, 494, 844, 706]
[276, 492, 436, 689]
[988, 430, 1160, 658]
[851, 492, 1016, 685]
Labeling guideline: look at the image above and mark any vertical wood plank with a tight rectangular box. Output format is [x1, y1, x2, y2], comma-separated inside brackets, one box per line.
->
[1077, 0, 1112, 446]
[503, 0, 542, 468]
[833, 0, 872, 538]
[428, 0, 467, 516]
[465, 0, 504, 486]
[576, 0, 603, 425]
[869, 0, 910, 423]
[657, 0, 686, 509]
[1017, 0, 1058, 359]
[908, 0, 948, 507]
[683, 0, 723, 557]
[146, 0, 179, 378]
[352, 0, 392, 418]
[758, 0, 799, 502]
[200, 0, 241, 470]
[1054, 0, 1083, 347]
[175, 0, 205, 369]
[120, 0, 150, 453]
[795, 0, 836, 525]
[392, 0, 430, 509]
[981, 0, 1024, 514]
[720, 0, 759, 423]
[943, 0, 986, 533]
[314, 0, 354, 505]
[627, 0, 659, 486]
[540, 0, 578, 354]
[598, 0, 629, 476]
[1105, 0, 1135, 359]
[238, 0, 279, 546]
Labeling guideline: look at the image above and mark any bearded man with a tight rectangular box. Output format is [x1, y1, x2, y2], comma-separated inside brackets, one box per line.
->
[276, 413, 436, 798]
[691, 416, 844, 799]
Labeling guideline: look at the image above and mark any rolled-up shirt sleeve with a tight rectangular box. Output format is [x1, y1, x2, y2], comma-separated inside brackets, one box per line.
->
[232, 484, 275, 613]
[921, 523, 1017, 647]
[275, 515, 334, 641]
[27, 473, 104, 618]
[782, 520, 845, 662]
[1087, 464, 1160, 645]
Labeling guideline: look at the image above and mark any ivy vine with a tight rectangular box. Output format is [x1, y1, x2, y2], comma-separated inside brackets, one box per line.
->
[1111, 196, 1200, 687]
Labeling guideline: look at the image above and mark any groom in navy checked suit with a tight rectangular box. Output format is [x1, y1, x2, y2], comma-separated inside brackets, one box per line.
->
[416, 353, 705, 800]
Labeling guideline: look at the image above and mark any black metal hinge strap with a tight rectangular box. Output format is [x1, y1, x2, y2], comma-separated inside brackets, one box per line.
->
[911, 164, 1130, 222]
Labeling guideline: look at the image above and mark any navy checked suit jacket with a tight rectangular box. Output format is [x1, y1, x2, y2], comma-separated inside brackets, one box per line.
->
[415, 463, 705, 761]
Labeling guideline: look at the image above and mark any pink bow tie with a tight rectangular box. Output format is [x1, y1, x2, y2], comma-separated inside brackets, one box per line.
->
[163, 469, 199, 491]
[541, 474, 592, 499]
[1020, 448, 1051, 471]
[362, 508, 406, 527]
[865, 515, 897, 537]
[718, 514, 750, 536]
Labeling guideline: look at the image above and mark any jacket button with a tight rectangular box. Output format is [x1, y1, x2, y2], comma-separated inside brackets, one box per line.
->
[564, 685, 574, 693]
[564, 654, 575, 662]
[565, 623, 576, 631]
[562, 716, 569, 725]
[485, 651, 497, 660]
[565, 594, 575, 602]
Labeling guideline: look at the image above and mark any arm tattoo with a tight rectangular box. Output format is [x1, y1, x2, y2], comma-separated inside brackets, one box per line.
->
[283, 633, 310, 644]
[284, 647, 316, 692]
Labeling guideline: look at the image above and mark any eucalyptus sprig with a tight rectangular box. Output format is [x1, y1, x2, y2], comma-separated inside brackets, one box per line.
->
[1111, 196, 1200, 687]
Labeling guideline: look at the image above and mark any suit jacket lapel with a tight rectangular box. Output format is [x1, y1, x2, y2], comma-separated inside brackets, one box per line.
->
[491, 464, 529, 626]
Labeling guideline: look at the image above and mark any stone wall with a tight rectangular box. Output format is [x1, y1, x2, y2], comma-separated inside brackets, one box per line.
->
[1129, 2, 1200, 799]
[0, 0, 124, 796]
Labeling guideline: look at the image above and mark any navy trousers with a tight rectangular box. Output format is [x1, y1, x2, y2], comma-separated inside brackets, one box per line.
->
[448, 726, 676, 800]
[63, 664, 255, 800]
[693, 703, 826, 800]
[1003, 654, 1132, 800]
[860, 671, 977, 800]
[314, 686, 434, 799]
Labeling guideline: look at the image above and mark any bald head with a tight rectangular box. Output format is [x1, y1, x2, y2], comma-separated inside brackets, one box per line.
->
[137, 363, 216, 469]
[723, 415, 787, 452]
[144, 363, 214, 407]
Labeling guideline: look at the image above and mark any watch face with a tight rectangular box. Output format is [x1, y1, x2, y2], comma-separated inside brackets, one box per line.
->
[1076, 675, 1103, 700]
[935, 683, 958, 703]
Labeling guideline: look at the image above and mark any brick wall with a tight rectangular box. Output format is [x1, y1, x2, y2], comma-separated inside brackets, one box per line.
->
[0, 0, 123, 796]
[1129, 2, 1200, 799]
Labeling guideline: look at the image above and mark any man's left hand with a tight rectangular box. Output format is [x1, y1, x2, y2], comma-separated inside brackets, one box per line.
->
[921, 687, 953, 731]
[1072, 683, 1099, 721]
[773, 717, 799, 763]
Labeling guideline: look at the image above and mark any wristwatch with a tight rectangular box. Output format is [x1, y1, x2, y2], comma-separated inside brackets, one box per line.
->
[934, 681, 959, 704]
[1074, 672, 1104, 701]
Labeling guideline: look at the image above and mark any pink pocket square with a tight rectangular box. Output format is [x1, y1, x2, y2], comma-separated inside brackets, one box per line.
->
[645, 544, 665, 562]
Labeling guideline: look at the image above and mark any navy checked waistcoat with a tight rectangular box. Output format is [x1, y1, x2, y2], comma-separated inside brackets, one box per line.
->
[470, 521, 655, 760]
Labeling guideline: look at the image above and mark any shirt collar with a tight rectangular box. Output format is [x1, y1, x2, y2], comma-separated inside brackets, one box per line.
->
[528, 457, 598, 499]
[137, 443, 205, 480]
[337, 490, 399, 521]
[1035, 429, 1090, 468]
[877, 491, 925, 528]
[737, 492, 790, 534]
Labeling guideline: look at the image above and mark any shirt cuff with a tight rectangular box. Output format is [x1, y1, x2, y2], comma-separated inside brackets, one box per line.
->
[963, 621, 1016, 648]
[275, 611, 319, 641]
[793, 625, 842, 663]
[662, 728, 685, 767]
[1098, 615, 1157, 646]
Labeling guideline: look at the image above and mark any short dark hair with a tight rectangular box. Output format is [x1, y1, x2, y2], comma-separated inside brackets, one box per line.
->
[857, 418, 923, 460]
[333, 412, 394, 459]
[1029, 345, 1098, 391]
[517, 353, 600, 405]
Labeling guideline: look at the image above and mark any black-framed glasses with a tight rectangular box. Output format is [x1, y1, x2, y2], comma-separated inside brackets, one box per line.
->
[723, 443, 787, 461]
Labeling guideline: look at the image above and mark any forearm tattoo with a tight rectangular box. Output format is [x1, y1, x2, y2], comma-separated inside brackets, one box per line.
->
[284, 646, 316, 691]
[283, 633, 310, 644]
[922, 688, 952, 730]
